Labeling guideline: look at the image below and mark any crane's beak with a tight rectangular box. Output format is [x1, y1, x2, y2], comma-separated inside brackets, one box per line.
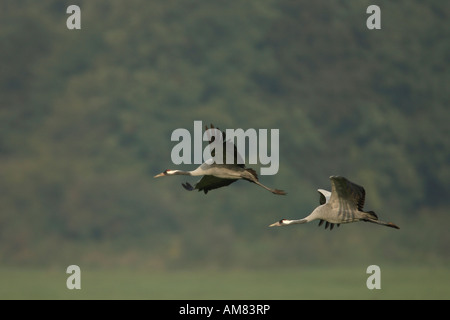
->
[269, 221, 281, 227]
[154, 173, 165, 178]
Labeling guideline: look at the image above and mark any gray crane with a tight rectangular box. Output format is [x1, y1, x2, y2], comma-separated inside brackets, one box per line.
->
[269, 176, 399, 230]
[154, 125, 287, 195]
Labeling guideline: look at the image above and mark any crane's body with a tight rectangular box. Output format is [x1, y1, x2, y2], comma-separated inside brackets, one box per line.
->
[191, 160, 248, 179]
[286, 203, 377, 225]
[270, 176, 399, 230]
[158, 162, 245, 180]
[154, 125, 286, 195]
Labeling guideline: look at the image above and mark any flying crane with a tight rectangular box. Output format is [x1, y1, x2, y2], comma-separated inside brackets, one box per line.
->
[154, 124, 287, 195]
[269, 176, 399, 230]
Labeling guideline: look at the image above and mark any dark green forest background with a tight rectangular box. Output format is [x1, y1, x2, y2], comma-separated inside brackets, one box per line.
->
[1, 0, 449, 271]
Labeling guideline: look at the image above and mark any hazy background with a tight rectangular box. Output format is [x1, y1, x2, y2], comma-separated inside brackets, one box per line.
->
[1, 0, 449, 299]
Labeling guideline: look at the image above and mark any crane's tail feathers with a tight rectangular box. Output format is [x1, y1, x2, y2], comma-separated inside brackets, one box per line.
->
[245, 168, 258, 180]
[364, 210, 378, 220]
[181, 182, 195, 191]
[364, 218, 400, 229]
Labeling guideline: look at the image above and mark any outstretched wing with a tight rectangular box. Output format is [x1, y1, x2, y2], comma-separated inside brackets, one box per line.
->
[205, 124, 226, 145]
[205, 124, 244, 167]
[318, 189, 331, 205]
[329, 176, 366, 211]
[182, 175, 238, 194]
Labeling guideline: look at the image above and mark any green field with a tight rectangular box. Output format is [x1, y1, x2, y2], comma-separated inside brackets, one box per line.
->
[1, 265, 449, 300]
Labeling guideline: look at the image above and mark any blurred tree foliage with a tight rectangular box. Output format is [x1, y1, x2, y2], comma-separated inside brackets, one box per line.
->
[0, 0, 449, 269]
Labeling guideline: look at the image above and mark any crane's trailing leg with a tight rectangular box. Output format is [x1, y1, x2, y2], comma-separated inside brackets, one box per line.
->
[364, 218, 400, 229]
[243, 168, 287, 195]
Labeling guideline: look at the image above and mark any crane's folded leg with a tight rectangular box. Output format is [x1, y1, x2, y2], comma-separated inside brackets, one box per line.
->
[182, 182, 195, 191]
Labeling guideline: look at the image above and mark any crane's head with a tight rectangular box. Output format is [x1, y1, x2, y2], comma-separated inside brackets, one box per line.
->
[269, 219, 292, 227]
[154, 169, 177, 178]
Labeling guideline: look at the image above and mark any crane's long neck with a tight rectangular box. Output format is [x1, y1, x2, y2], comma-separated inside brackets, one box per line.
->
[167, 170, 192, 176]
[284, 208, 322, 225]
[284, 218, 308, 225]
